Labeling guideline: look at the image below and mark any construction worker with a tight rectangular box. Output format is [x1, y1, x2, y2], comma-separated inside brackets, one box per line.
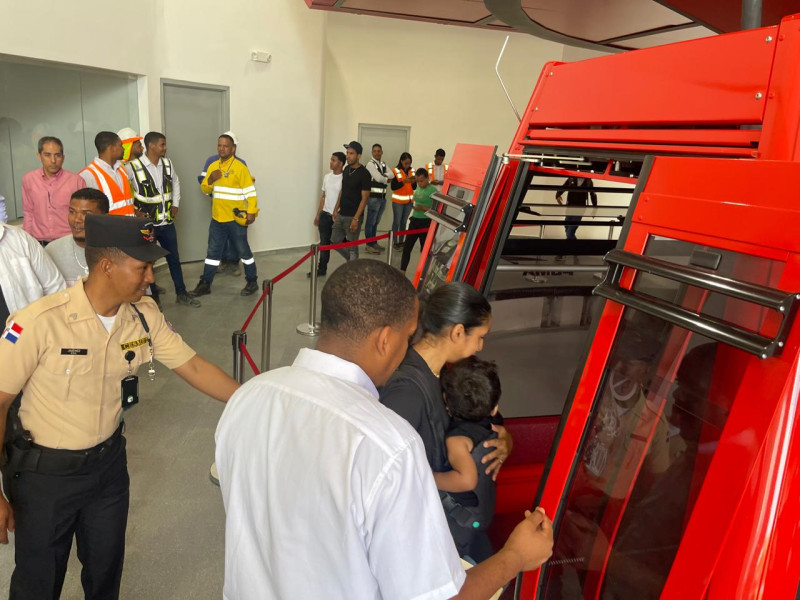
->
[197, 131, 247, 276]
[390, 152, 415, 248]
[426, 148, 448, 190]
[117, 127, 143, 163]
[79, 131, 135, 217]
[192, 133, 259, 297]
[363, 143, 394, 254]
[127, 132, 200, 308]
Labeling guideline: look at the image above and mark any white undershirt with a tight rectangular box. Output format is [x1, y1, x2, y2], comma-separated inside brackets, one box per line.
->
[96, 313, 116, 333]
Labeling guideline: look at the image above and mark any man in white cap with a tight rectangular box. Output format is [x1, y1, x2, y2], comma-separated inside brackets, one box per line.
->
[197, 131, 246, 276]
[117, 127, 143, 163]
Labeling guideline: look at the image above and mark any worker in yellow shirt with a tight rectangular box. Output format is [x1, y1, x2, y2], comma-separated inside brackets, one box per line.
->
[192, 134, 260, 297]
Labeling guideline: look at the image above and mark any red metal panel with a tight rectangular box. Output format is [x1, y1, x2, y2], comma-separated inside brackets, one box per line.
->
[757, 14, 800, 160]
[633, 156, 800, 255]
[519, 27, 776, 129]
[520, 139, 757, 157]
[525, 128, 760, 147]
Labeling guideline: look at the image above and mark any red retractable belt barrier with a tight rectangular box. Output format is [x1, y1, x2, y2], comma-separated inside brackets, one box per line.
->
[235, 227, 428, 376]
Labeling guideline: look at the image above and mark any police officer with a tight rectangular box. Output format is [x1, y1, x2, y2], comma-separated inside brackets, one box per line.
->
[0, 214, 239, 599]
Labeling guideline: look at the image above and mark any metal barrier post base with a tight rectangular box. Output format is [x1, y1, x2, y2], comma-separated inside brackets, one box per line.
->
[296, 245, 320, 337]
[296, 323, 320, 336]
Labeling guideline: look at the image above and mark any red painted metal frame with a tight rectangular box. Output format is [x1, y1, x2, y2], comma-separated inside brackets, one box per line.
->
[411, 144, 497, 288]
[435, 13, 800, 599]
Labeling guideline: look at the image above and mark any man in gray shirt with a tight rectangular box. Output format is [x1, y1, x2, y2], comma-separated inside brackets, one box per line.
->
[45, 188, 109, 287]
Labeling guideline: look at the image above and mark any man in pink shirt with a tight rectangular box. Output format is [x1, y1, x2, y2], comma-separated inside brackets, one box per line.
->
[21, 136, 84, 246]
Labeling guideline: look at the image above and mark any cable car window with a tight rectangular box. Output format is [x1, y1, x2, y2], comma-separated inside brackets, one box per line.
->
[419, 186, 474, 296]
[538, 239, 777, 598]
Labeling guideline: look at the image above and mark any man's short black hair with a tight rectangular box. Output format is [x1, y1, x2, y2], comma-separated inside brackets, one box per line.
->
[144, 131, 166, 149]
[71, 188, 109, 213]
[441, 357, 501, 421]
[219, 134, 236, 145]
[95, 131, 120, 154]
[38, 136, 63, 154]
[372, 143, 382, 150]
[321, 260, 416, 343]
[332, 151, 346, 165]
[85, 246, 128, 270]
[435, 148, 446, 158]
[415, 167, 429, 178]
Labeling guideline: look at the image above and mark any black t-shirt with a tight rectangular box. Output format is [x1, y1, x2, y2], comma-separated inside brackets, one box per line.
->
[339, 164, 372, 216]
[379, 347, 451, 472]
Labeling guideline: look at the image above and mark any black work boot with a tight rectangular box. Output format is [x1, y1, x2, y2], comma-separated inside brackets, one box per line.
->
[193, 280, 211, 296]
[240, 280, 258, 296]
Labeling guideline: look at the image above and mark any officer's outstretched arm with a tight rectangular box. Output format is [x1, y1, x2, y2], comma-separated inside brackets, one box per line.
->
[0, 390, 17, 543]
[173, 355, 240, 403]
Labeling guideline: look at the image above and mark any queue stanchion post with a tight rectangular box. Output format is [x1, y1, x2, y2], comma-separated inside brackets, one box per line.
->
[260, 279, 274, 373]
[297, 245, 320, 337]
[387, 231, 394, 265]
[232, 330, 247, 383]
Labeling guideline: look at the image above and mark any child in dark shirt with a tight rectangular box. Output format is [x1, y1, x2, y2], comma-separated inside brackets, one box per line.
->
[435, 356, 501, 563]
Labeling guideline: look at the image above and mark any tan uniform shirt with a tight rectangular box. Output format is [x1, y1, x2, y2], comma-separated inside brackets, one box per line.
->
[0, 280, 196, 450]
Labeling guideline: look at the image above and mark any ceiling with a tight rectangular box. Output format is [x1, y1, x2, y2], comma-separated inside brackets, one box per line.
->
[303, 0, 800, 52]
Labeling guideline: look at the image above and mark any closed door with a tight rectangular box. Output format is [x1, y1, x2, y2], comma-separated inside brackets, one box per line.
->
[162, 81, 229, 262]
[358, 124, 410, 234]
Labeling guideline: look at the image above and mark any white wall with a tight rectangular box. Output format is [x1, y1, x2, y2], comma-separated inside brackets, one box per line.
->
[0, 0, 326, 252]
[2, 2, 596, 251]
[322, 13, 564, 169]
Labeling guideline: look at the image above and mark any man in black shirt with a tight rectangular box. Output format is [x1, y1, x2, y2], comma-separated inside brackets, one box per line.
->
[331, 141, 372, 262]
[555, 176, 598, 241]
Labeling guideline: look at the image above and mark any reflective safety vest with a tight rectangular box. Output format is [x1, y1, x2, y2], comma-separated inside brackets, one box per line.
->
[426, 162, 448, 182]
[370, 158, 388, 198]
[391, 167, 414, 204]
[129, 158, 174, 224]
[81, 160, 135, 216]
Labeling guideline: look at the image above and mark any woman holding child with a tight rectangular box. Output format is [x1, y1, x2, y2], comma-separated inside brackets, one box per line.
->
[379, 282, 512, 560]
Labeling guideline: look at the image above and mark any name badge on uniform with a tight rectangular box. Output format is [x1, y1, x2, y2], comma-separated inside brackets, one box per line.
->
[120, 337, 148, 351]
[61, 348, 88, 355]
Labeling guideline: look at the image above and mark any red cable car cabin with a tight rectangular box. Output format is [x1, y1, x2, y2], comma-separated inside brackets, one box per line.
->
[413, 14, 800, 599]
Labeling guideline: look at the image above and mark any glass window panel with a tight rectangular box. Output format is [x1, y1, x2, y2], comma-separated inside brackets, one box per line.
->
[540, 239, 779, 598]
[0, 58, 139, 221]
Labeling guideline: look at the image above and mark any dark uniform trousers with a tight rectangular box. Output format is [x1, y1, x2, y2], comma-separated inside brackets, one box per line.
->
[10, 431, 129, 600]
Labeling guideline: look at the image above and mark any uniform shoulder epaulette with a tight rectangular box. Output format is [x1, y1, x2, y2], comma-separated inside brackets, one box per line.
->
[14, 289, 71, 320]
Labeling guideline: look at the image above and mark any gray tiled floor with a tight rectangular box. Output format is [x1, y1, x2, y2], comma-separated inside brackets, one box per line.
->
[0, 238, 592, 598]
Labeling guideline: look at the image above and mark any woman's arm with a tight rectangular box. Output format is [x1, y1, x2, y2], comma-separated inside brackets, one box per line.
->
[482, 425, 514, 480]
[433, 436, 477, 493]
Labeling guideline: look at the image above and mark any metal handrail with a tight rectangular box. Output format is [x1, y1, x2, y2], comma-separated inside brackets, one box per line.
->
[595, 249, 800, 359]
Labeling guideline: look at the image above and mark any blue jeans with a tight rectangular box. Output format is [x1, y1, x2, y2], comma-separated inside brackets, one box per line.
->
[154, 223, 187, 295]
[565, 215, 582, 241]
[201, 220, 257, 284]
[391, 202, 412, 243]
[365, 196, 386, 246]
[222, 240, 239, 263]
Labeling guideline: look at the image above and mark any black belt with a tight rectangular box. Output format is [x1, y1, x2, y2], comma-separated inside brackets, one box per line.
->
[20, 424, 125, 474]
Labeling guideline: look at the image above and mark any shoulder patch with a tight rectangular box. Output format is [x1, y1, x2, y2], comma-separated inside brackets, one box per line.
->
[1, 321, 23, 344]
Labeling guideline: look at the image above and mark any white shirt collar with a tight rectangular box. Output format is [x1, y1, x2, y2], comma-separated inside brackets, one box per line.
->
[141, 155, 161, 168]
[292, 348, 378, 399]
[94, 157, 122, 172]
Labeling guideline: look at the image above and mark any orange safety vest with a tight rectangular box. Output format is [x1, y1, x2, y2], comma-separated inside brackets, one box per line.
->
[391, 167, 414, 204]
[81, 160, 135, 216]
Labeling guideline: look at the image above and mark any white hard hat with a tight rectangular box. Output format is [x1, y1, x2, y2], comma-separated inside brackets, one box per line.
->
[221, 130, 238, 145]
[117, 127, 142, 143]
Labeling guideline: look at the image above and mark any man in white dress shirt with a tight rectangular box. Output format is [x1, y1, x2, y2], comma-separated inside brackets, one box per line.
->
[216, 260, 553, 600]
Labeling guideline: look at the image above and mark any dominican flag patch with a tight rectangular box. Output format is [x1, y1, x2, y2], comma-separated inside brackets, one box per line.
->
[2, 321, 23, 344]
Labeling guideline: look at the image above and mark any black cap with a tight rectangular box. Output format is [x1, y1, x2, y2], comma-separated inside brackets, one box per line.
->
[344, 140, 363, 154]
[85, 214, 169, 263]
